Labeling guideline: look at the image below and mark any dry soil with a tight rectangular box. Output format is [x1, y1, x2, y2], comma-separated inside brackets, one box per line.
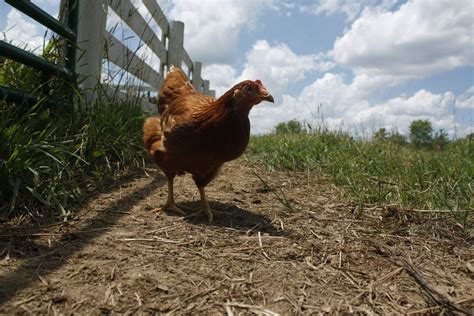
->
[0, 160, 473, 314]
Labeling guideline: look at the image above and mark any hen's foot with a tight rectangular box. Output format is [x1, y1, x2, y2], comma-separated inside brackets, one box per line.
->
[185, 207, 214, 223]
[175, 204, 195, 212]
[152, 202, 186, 216]
[191, 208, 231, 214]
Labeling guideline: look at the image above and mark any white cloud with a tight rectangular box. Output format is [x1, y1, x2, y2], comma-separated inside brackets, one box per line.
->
[364, 89, 473, 139]
[202, 40, 332, 98]
[251, 75, 473, 137]
[167, 0, 278, 64]
[300, 0, 398, 21]
[1, 9, 45, 51]
[243, 0, 472, 137]
[298, 73, 370, 113]
[456, 85, 474, 110]
[237, 40, 331, 100]
[249, 72, 371, 134]
[201, 64, 238, 97]
[198, 31, 471, 137]
[198, 39, 334, 133]
[332, 0, 474, 82]
[351, 90, 456, 132]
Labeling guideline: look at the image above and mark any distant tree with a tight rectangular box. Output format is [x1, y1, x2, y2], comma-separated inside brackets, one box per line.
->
[409, 120, 433, 148]
[275, 120, 303, 135]
[432, 129, 449, 150]
[374, 128, 388, 141]
[373, 127, 407, 145]
[387, 129, 407, 145]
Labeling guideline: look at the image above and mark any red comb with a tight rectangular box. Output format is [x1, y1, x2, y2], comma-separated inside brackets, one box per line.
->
[255, 80, 262, 85]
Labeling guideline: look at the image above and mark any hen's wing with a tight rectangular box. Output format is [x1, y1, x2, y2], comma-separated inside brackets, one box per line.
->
[160, 94, 214, 137]
[157, 65, 197, 115]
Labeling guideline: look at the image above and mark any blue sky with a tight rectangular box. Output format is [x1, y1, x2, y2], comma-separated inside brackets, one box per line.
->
[1, 0, 473, 136]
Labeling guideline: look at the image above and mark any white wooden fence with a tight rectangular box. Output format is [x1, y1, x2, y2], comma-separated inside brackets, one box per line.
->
[75, 0, 215, 110]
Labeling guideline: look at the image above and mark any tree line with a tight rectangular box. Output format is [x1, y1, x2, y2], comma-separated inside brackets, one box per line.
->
[274, 119, 470, 150]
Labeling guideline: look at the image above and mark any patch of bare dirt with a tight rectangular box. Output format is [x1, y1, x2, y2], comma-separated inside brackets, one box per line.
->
[0, 160, 473, 314]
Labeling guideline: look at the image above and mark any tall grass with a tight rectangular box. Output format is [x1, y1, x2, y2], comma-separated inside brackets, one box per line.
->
[0, 36, 147, 220]
[246, 131, 473, 222]
[0, 99, 145, 220]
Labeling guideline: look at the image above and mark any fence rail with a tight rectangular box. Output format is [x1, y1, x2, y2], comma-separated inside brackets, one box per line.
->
[0, 0, 78, 106]
[77, 0, 215, 106]
[6, 0, 76, 41]
[0, 41, 73, 79]
[0, 0, 215, 110]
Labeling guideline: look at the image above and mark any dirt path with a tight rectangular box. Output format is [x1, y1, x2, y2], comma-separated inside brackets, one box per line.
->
[0, 160, 473, 314]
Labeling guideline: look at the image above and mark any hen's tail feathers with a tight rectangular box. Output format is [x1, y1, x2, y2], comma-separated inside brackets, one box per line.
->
[157, 65, 197, 115]
[143, 117, 162, 152]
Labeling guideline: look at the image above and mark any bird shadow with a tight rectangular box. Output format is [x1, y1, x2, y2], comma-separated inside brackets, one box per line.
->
[173, 200, 286, 237]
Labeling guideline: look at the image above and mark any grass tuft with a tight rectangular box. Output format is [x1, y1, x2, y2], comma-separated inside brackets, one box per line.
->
[0, 99, 146, 220]
[0, 37, 148, 221]
[246, 131, 473, 224]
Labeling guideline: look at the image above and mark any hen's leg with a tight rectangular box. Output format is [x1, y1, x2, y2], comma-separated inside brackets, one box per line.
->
[152, 178, 186, 215]
[190, 172, 220, 223]
[197, 187, 213, 223]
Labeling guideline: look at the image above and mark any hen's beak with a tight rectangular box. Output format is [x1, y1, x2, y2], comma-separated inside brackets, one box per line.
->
[257, 82, 274, 103]
[262, 94, 274, 103]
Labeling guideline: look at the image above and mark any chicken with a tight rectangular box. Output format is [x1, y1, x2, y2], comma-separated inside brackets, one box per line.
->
[143, 66, 274, 222]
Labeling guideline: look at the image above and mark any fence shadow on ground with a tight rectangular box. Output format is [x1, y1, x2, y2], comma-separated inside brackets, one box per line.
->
[0, 169, 153, 259]
[0, 173, 166, 305]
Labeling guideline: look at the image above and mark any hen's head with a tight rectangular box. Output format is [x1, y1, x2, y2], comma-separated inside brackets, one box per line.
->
[231, 80, 274, 107]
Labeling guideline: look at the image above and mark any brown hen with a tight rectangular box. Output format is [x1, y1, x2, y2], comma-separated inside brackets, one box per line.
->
[143, 66, 273, 222]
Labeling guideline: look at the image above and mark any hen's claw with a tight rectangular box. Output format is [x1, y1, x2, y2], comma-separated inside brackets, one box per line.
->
[201, 205, 214, 223]
[185, 207, 214, 223]
[153, 178, 187, 217]
[152, 202, 186, 216]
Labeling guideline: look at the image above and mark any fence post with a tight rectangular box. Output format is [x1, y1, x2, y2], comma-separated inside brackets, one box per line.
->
[167, 21, 184, 69]
[203, 80, 210, 95]
[192, 61, 202, 92]
[75, 0, 107, 104]
[202, 80, 215, 97]
[160, 26, 167, 75]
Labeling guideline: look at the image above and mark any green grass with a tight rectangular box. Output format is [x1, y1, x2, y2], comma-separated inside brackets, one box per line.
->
[246, 131, 473, 223]
[0, 37, 148, 221]
[0, 99, 146, 220]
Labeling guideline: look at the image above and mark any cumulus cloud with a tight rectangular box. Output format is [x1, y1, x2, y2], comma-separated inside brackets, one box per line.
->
[249, 72, 372, 134]
[167, 0, 278, 64]
[237, 40, 332, 99]
[332, 0, 474, 82]
[456, 85, 474, 110]
[200, 64, 238, 97]
[202, 40, 332, 98]
[351, 90, 457, 133]
[242, 0, 472, 136]
[251, 79, 472, 136]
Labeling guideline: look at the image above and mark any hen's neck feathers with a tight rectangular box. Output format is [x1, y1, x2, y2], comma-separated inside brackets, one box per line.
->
[194, 85, 252, 129]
